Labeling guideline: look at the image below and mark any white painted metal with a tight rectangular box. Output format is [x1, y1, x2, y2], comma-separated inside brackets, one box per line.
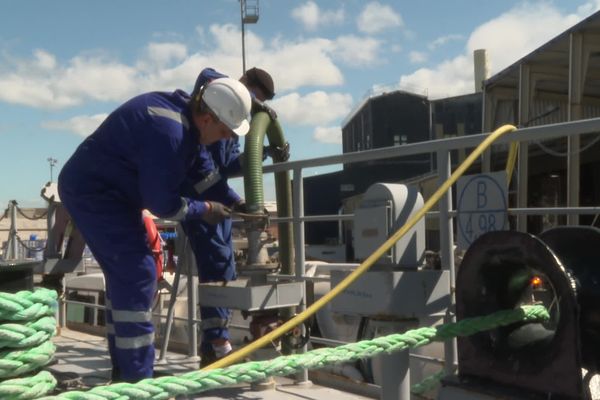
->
[353, 183, 425, 267]
[473, 49, 489, 93]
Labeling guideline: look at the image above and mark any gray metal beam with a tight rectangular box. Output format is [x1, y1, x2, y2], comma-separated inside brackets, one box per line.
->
[261, 117, 600, 175]
[567, 32, 584, 225]
[517, 64, 531, 232]
[437, 150, 457, 377]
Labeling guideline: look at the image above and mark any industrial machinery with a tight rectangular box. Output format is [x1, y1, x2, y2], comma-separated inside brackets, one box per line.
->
[330, 182, 451, 400]
[439, 227, 600, 399]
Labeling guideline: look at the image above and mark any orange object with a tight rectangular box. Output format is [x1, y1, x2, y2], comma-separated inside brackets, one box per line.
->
[530, 276, 543, 289]
[143, 213, 164, 281]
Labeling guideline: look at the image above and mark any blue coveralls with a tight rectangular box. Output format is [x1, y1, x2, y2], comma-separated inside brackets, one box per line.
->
[58, 89, 211, 382]
[182, 68, 243, 353]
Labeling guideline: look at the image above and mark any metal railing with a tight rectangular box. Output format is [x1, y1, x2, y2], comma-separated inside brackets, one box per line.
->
[4, 117, 600, 395]
[255, 117, 600, 385]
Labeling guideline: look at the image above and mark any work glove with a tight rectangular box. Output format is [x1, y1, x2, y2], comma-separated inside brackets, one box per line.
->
[231, 201, 270, 224]
[231, 200, 248, 214]
[201, 201, 231, 225]
[264, 142, 290, 162]
[252, 98, 278, 120]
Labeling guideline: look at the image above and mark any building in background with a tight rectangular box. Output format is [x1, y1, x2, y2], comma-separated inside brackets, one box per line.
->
[304, 10, 600, 260]
[304, 90, 482, 256]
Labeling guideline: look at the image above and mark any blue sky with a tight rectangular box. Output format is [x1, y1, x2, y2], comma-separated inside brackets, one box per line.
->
[1, 0, 599, 207]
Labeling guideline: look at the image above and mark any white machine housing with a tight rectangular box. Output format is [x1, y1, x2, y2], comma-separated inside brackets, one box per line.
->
[353, 183, 425, 268]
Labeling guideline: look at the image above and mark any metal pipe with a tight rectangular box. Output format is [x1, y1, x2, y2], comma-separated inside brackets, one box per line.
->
[381, 349, 410, 400]
[65, 300, 253, 331]
[437, 149, 457, 377]
[262, 214, 354, 223]
[292, 167, 310, 384]
[7, 201, 19, 260]
[186, 242, 198, 359]
[240, 0, 246, 74]
[159, 252, 185, 361]
[337, 205, 344, 245]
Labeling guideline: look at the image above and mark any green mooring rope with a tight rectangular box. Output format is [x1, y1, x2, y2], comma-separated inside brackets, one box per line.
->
[0, 289, 58, 321]
[0, 316, 57, 349]
[411, 370, 445, 395]
[0, 371, 57, 400]
[38, 305, 548, 400]
[0, 288, 58, 399]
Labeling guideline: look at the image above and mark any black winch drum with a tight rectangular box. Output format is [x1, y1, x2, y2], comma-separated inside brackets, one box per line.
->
[455, 227, 600, 399]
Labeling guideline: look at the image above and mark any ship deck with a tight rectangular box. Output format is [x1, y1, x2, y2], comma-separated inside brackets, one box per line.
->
[49, 328, 374, 400]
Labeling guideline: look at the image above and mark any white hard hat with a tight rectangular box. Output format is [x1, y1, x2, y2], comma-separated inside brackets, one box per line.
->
[202, 77, 252, 136]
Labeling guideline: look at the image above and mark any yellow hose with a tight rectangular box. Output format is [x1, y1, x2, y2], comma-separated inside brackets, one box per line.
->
[505, 142, 519, 186]
[204, 124, 517, 371]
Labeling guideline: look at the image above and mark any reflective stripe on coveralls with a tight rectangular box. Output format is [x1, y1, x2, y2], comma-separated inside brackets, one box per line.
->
[193, 169, 222, 195]
[147, 106, 190, 129]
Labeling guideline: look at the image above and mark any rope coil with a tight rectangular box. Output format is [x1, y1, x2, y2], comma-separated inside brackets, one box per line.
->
[0, 316, 57, 349]
[0, 288, 57, 322]
[0, 289, 58, 398]
[0, 370, 57, 400]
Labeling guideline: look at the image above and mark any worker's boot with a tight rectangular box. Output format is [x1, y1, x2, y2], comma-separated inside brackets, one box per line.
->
[109, 367, 121, 383]
[199, 341, 233, 368]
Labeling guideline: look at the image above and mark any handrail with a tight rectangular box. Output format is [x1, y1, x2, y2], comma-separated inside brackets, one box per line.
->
[204, 124, 518, 370]
[260, 117, 600, 174]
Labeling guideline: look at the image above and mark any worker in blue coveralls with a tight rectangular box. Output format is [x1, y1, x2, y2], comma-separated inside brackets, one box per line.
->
[58, 77, 252, 383]
[182, 67, 286, 367]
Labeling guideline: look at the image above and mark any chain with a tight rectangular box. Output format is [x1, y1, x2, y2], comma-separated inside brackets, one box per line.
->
[15, 206, 48, 221]
[15, 235, 47, 252]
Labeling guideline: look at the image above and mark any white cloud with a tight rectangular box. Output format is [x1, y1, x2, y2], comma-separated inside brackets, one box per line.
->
[329, 35, 381, 66]
[261, 38, 344, 92]
[0, 19, 362, 116]
[0, 49, 139, 109]
[41, 113, 108, 137]
[400, 56, 472, 99]
[576, 0, 600, 17]
[409, 51, 427, 64]
[291, 1, 344, 31]
[313, 126, 342, 144]
[33, 49, 57, 70]
[467, 3, 582, 74]
[143, 42, 187, 67]
[271, 91, 352, 125]
[357, 2, 403, 34]
[0, 75, 76, 109]
[0, 23, 350, 111]
[427, 34, 464, 51]
[57, 56, 138, 102]
[398, 2, 591, 99]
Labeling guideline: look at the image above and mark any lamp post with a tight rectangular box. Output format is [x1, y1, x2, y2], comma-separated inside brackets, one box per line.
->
[240, 0, 259, 74]
[47, 157, 58, 182]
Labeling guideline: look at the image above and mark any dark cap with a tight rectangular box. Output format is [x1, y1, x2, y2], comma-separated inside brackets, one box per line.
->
[243, 67, 275, 100]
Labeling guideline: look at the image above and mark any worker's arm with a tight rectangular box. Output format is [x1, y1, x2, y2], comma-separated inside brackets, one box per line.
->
[136, 117, 228, 224]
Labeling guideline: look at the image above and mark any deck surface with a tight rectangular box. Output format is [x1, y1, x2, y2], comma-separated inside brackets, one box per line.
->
[49, 328, 373, 400]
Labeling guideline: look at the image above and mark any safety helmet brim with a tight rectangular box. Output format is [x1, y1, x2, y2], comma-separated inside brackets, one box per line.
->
[232, 118, 250, 136]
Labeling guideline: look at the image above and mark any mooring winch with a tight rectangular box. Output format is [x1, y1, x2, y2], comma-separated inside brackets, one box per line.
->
[440, 226, 600, 399]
